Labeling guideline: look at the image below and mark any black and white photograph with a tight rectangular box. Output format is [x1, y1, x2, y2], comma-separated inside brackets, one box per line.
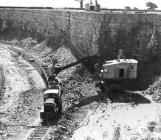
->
[0, 0, 161, 139]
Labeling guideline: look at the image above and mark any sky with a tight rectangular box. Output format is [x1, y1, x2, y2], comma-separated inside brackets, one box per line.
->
[0, 0, 161, 9]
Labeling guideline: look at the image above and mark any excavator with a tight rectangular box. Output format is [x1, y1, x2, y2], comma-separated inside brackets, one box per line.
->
[96, 49, 138, 93]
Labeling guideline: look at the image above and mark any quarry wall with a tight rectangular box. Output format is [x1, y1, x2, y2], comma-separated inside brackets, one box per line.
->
[0, 8, 161, 61]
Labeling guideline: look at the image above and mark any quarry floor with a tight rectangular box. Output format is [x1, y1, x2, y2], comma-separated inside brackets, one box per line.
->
[0, 39, 161, 140]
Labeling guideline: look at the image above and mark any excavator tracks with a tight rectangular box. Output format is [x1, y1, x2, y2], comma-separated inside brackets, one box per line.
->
[27, 126, 51, 140]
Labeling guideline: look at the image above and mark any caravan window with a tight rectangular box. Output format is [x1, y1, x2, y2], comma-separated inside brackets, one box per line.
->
[130, 65, 134, 69]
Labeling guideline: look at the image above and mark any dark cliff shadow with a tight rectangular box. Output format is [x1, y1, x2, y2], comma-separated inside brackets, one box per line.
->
[69, 90, 150, 109]
[132, 60, 161, 90]
[64, 36, 97, 72]
[107, 91, 151, 104]
[71, 95, 101, 108]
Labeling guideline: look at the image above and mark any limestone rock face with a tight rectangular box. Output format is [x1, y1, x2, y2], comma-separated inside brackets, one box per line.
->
[0, 9, 161, 61]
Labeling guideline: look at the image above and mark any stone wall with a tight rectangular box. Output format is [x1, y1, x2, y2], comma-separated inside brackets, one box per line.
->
[0, 8, 161, 61]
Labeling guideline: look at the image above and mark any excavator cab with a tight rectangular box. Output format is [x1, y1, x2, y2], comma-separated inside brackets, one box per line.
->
[100, 49, 138, 81]
[97, 50, 138, 93]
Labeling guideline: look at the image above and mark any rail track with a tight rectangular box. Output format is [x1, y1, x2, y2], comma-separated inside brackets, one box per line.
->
[27, 125, 51, 140]
[7, 45, 53, 140]
[0, 68, 4, 94]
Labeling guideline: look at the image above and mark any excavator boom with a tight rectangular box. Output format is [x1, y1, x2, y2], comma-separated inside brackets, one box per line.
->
[54, 54, 98, 75]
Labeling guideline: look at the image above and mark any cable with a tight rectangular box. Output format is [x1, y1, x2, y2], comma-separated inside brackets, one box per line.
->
[73, 97, 102, 131]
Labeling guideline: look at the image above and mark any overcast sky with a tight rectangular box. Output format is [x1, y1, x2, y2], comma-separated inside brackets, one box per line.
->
[0, 0, 161, 9]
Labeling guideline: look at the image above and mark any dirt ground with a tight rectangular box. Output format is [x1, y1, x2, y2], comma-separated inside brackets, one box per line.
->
[72, 97, 161, 140]
[0, 43, 46, 140]
[1, 38, 161, 140]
